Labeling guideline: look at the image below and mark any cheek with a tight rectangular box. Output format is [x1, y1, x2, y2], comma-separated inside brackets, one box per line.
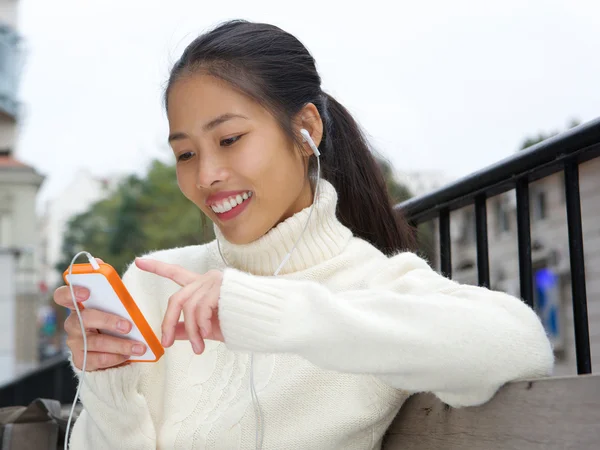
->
[176, 166, 199, 202]
[243, 135, 303, 183]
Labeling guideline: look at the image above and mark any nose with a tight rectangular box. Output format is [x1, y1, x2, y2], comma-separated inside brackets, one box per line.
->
[195, 153, 228, 189]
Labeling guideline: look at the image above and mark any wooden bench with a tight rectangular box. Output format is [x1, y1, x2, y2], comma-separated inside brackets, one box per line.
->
[382, 374, 600, 450]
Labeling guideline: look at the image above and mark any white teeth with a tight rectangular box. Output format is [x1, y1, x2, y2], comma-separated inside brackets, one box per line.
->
[211, 191, 252, 214]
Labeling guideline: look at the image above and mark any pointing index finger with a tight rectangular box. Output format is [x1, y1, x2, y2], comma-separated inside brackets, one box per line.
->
[135, 258, 198, 286]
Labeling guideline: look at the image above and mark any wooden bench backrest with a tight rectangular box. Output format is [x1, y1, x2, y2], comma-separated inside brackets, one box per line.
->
[382, 374, 600, 450]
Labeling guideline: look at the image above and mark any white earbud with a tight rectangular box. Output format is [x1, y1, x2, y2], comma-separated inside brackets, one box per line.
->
[300, 128, 321, 157]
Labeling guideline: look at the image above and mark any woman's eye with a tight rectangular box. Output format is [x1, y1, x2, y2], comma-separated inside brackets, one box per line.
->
[177, 152, 194, 162]
[220, 135, 242, 147]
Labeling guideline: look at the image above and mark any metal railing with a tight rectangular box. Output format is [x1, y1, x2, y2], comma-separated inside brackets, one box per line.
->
[1, 118, 598, 407]
[397, 117, 600, 375]
[0, 355, 76, 407]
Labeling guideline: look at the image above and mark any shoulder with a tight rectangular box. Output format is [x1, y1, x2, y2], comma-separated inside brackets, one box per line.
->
[344, 237, 439, 283]
[345, 237, 431, 269]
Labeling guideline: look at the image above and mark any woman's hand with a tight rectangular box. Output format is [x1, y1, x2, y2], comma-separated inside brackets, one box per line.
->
[54, 259, 147, 371]
[135, 258, 224, 354]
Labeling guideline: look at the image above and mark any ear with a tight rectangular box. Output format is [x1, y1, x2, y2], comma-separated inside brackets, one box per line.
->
[294, 103, 323, 157]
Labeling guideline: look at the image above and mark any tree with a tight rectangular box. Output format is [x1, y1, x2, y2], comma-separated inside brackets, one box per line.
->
[377, 158, 412, 204]
[375, 158, 436, 263]
[57, 161, 209, 277]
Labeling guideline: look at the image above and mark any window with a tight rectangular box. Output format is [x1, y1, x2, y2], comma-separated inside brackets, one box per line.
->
[531, 190, 547, 222]
[459, 208, 476, 245]
[494, 198, 511, 234]
[0, 213, 9, 247]
[559, 173, 566, 204]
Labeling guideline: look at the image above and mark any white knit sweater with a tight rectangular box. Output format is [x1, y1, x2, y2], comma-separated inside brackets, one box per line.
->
[69, 180, 553, 450]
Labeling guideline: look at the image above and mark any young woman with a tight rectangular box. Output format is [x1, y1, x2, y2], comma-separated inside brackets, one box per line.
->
[55, 20, 553, 450]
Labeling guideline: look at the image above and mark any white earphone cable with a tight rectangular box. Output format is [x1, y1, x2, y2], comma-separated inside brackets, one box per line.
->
[64, 251, 100, 450]
[217, 132, 321, 450]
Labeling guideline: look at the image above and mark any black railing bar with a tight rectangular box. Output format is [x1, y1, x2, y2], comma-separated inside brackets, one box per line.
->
[399, 141, 600, 224]
[564, 160, 592, 375]
[399, 142, 600, 225]
[474, 195, 490, 288]
[439, 209, 452, 278]
[515, 180, 534, 308]
[397, 136, 600, 224]
[400, 178, 516, 225]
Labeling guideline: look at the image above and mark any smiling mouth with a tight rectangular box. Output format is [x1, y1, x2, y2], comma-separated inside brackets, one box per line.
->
[209, 191, 253, 214]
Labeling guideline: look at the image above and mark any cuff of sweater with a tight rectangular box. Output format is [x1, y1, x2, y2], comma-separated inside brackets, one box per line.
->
[69, 353, 143, 411]
[219, 268, 294, 353]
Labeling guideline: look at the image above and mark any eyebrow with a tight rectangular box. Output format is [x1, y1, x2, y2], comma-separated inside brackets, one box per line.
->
[168, 113, 249, 143]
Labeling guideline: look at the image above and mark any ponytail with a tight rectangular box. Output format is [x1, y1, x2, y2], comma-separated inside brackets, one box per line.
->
[318, 93, 416, 254]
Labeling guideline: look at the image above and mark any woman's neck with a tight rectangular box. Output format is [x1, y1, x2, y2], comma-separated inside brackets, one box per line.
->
[213, 179, 352, 276]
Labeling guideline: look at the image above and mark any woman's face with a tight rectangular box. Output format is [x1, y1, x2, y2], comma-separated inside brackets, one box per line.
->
[167, 74, 316, 245]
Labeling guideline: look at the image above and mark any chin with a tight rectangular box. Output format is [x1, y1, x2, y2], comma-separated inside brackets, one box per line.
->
[218, 226, 264, 245]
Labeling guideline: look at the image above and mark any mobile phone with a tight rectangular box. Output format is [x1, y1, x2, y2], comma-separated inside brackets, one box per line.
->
[63, 262, 164, 362]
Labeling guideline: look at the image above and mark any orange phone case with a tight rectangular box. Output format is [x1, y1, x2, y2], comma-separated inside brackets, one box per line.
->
[63, 262, 164, 363]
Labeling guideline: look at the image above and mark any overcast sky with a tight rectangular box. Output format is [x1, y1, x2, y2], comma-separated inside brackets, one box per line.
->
[15, 0, 600, 207]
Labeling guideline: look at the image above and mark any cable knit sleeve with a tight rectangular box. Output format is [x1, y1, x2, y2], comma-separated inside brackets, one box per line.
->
[68, 263, 157, 449]
[218, 251, 554, 408]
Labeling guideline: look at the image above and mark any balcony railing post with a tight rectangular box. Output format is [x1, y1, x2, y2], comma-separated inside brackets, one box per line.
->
[475, 196, 490, 288]
[439, 209, 452, 278]
[564, 161, 592, 375]
[516, 180, 534, 308]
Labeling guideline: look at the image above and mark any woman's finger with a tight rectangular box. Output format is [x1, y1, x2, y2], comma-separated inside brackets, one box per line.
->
[65, 308, 132, 335]
[161, 279, 204, 346]
[90, 352, 129, 371]
[182, 299, 204, 354]
[64, 313, 84, 336]
[54, 285, 89, 309]
[85, 333, 147, 356]
[55, 258, 105, 310]
[135, 258, 198, 286]
[196, 281, 217, 339]
[71, 350, 129, 371]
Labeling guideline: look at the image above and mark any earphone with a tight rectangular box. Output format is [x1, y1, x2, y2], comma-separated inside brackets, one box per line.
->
[63, 129, 322, 450]
[300, 128, 321, 157]
[218, 127, 321, 449]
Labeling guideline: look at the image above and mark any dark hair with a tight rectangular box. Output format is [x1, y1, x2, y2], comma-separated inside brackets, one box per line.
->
[165, 20, 416, 255]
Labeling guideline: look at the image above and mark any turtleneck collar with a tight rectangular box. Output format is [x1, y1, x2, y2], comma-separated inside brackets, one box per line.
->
[212, 179, 352, 276]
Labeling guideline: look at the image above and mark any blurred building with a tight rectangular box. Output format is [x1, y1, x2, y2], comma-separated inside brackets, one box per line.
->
[0, 0, 45, 383]
[38, 169, 119, 290]
[447, 158, 600, 376]
[394, 170, 455, 198]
